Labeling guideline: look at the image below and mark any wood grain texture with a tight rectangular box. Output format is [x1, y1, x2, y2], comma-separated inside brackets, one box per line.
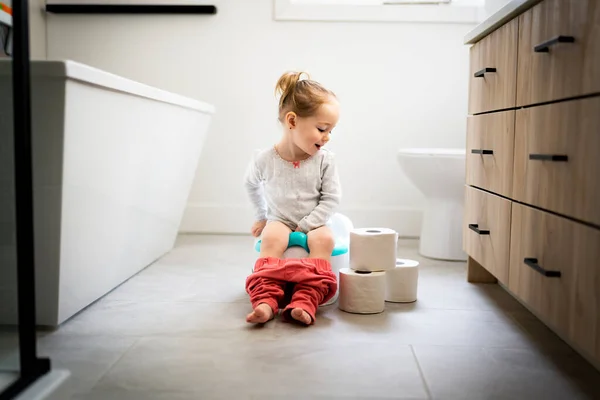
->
[466, 110, 515, 198]
[517, 0, 600, 106]
[512, 96, 600, 227]
[463, 186, 512, 285]
[468, 17, 519, 115]
[508, 202, 600, 364]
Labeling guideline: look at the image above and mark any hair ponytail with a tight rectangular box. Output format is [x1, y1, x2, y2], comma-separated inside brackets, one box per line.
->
[275, 71, 335, 122]
[275, 71, 304, 108]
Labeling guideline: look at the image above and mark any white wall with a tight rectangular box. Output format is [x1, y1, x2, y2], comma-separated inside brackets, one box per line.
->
[28, 0, 47, 59]
[45, 0, 476, 237]
[483, 0, 513, 17]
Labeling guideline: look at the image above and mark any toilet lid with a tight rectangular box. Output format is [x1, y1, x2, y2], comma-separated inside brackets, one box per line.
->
[397, 148, 466, 158]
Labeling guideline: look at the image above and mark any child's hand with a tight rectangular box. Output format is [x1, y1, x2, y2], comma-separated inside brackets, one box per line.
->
[251, 220, 267, 237]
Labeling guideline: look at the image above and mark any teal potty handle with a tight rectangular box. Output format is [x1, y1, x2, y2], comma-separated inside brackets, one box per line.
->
[288, 231, 309, 251]
[255, 231, 348, 256]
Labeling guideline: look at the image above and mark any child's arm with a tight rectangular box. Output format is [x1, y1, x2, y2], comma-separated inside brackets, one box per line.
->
[244, 153, 268, 221]
[297, 152, 341, 233]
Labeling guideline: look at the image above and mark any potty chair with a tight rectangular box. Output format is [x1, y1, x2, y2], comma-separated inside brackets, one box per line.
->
[253, 213, 353, 306]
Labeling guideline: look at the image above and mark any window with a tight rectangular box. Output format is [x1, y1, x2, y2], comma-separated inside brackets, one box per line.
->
[274, 0, 485, 24]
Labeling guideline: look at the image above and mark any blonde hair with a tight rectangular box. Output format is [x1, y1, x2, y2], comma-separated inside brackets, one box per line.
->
[275, 71, 335, 123]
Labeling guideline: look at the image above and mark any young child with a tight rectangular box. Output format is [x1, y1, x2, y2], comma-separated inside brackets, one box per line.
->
[244, 71, 342, 326]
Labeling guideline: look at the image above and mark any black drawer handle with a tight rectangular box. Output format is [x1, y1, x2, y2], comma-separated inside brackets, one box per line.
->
[524, 258, 561, 278]
[534, 35, 575, 53]
[468, 224, 490, 235]
[474, 67, 496, 78]
[471, 149, 494, 155]
[529, 154, 568, 162]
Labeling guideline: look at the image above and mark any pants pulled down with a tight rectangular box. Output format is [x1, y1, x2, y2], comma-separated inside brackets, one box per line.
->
[245, 257, 338, 323]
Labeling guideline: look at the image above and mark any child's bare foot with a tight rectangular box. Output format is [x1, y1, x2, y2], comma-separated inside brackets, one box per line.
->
[290, 308, 312, 325]
[246, 303, 274, 324]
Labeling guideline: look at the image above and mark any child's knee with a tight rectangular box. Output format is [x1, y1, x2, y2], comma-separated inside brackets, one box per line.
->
[260, 221, 292, 254]
[307, 227, 335, 252]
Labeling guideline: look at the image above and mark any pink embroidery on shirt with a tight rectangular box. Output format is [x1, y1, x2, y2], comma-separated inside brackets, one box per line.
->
[293, 161, 300, 169]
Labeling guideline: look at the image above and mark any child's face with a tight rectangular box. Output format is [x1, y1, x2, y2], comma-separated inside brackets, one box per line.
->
[291, 96, 340, 156]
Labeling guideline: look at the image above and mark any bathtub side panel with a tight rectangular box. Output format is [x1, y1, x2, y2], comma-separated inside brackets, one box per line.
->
[57, 79, 211, 324]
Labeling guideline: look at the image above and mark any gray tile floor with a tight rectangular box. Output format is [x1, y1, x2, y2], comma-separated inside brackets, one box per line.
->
[40, 235, 600, 400]
[0, 328, 19, 392]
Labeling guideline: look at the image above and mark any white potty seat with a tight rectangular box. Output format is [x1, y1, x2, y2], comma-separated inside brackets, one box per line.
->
[252, 213, 353, 306]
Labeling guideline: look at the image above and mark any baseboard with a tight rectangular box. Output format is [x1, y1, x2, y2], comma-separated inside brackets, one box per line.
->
[179, 203, 422, 237]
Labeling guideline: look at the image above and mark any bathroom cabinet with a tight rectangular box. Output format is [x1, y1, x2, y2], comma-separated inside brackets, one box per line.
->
[463, 186, 512, 286]
[468, 17, 518, 115]
[465, 109, 515, 198]
[463, 0, 600, 371]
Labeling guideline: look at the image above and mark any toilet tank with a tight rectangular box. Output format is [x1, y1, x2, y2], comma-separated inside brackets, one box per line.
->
[0, 60, 215, 326]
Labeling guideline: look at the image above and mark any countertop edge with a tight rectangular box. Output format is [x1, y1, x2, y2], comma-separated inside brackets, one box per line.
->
[463, 0, 542, 45]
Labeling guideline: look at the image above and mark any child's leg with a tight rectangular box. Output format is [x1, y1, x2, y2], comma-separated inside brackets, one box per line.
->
[283, 225, 337, 324]
[283, 258, 338, 325]
[259, 220, 292, 258]
[306, 225, 335, 262]
[245, 257, 287, 323]
[245, 220, 292, 323]
[245, 279, 285, 323]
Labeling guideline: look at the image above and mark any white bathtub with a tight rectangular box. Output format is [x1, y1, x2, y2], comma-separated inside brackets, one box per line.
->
[0, 60, 214, 327]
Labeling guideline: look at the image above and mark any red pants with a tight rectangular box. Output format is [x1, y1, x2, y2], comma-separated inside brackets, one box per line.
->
[245, 257, 338, 324]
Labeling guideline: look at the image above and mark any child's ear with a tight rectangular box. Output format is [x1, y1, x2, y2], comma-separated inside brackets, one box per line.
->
[286, 112, 297, 129]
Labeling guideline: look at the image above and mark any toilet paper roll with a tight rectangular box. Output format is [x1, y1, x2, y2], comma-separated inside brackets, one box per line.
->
[385, 259, 419, 303]
[338, 268, 386, 314]
[349, 228, 398, 272]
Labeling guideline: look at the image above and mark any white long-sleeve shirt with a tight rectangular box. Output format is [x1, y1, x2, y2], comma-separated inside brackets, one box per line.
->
[243, 146, 342, 233]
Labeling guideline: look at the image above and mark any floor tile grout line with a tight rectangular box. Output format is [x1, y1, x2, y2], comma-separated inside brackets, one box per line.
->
[410, 345, 433, 400]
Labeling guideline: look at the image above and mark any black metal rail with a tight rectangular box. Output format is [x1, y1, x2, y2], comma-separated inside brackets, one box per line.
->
[45, 4, 217, 14]
[0, 0, 51, 398]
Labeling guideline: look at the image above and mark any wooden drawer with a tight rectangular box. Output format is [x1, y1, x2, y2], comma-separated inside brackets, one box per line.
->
[517, 0, 600, 106]
[513, 96, 600, 227]
[509, 203, 600, 362]
[466, 110, 515, 198]
[468, 18, 518, 114]
[463, 186, 512, 284]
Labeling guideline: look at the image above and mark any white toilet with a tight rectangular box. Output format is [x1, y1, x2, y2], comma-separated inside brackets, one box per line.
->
[397, 148, 467, 261]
